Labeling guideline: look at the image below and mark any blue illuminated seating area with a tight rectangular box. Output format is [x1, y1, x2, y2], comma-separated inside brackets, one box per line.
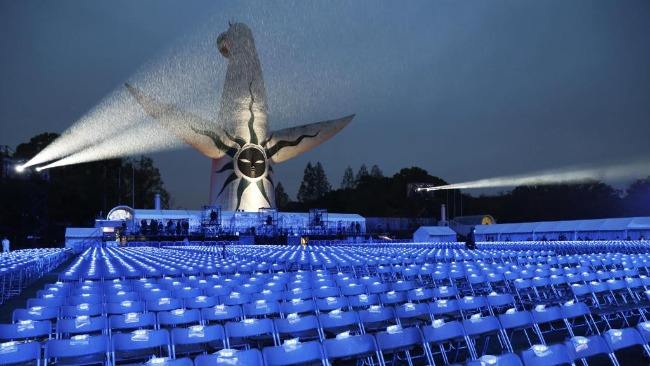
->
[2, 243, 650, 365]
[477, 240, 650, 254]
[0, 248, 70, 305]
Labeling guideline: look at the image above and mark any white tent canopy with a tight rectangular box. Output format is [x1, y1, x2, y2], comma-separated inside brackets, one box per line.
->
[413, 226, 457, 243]
[474, 216, 650, 241]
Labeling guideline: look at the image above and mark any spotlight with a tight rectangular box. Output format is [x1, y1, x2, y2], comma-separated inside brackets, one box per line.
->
[35, 167, 43, 172]
[14, 165, 25, 173]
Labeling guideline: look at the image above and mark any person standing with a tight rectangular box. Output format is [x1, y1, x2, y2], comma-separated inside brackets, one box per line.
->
[2, 237, 10, 253]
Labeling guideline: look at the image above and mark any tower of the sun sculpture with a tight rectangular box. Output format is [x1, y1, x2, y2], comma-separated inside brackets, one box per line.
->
[126, 23, 354, 211]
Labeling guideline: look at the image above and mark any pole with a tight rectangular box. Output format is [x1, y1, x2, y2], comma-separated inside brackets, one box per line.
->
[131, 165, 134, 208]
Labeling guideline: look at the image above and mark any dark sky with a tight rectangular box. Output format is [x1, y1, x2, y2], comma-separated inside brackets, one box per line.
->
[2, 0, 649, 208]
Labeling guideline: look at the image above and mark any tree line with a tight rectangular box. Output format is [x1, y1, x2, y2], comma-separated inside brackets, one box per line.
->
[3, 132, 650, 247]
[1, 133, 170, 247]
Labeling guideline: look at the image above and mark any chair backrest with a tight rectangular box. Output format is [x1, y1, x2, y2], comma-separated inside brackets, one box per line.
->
[521, 344, 572, 366]
[46, 334, 109, 360]
[466, 353, 524, 366]
[603, 328, 646, 351]
[323, 334, 377, 360]
[147, 297, 183, 312]
[61, 302, 103, 318]
[185, 295, 218, 309]
[262, 340, 324, 366]
[375, 326, 422, 352]
[318, 310, 359, 331]
[564, 335, 612, 361]
[422, 321, 465, 343]
[194, 348, 263, 366]
[201, 304, 242, 323]
[109, 312, 156, 331]
[107, 300, 145, 315]
[12, 307, 59, 322]
[58, 315, 107, 336]
[0, 340, 40, 365]
[498, 310, 534, 330]
[275, 314, 319, 335]
[0, 320, 51, 341]
[171, 324, 225, 346]
[112, 328, 170, 352]
[226, 317, 274, 337]
[462, 315, 501, 336]
[158, 308, 201, 327]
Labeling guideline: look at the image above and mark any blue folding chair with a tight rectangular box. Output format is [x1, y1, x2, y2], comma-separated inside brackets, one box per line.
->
[107, 300, 145, 315]
[520, 344, 572, 366]
[603, 328, 650, 356]
[262, 340, 325, 366]
[140, 357, 193, 366]
[0, 340, 41, 365]
[0, 320, 51, 341]
[465, 353, 523, 366]
[243, 300, 280, 318]
[498, 310, 542, 352]
[316, 297, 348, 312]
[12, 307, 59, 323]
[274, 314, 321, 343]
[158, 308, 201, 329]
[395, 302, 431, 327]
[375, 326, 424, 366]
[184, 295, 217, 310]
[194, 348, 263, 366]
[280, 299, 316, 316]
[462, 315, 509, 360]
[201, 305, 242, 324]
[109, 312, 156, 333]
[323, 333, 382, 365]
[422, 320, 468, 365]
[225, 318, 276, 349]
[45, 334, 109, 366]
[146, 297, 183, 312]
[318, 310, 361, 338]
[348, 294, 380, 309]
[112, 328, 171, 364]
[57, 315, 107, 337]
[564, 335, 618, 365]
[171, 324, 225, 357]
[61, 303, 103, 318]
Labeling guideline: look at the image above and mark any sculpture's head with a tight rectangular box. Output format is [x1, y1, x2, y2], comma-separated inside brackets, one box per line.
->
[217, 22, 256, 60]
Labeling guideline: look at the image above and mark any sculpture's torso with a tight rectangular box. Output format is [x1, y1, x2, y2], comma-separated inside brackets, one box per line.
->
[210, 23, 275, 211]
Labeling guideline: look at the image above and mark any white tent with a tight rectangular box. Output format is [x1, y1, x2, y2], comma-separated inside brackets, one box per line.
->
[65, 227, 102, 253]
[413, 226, 457, 243]
[474, 216, 650, 241]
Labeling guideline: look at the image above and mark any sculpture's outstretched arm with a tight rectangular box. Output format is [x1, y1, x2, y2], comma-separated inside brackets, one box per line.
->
[263, 114, 354, 163]
[125, 83, 239, 159]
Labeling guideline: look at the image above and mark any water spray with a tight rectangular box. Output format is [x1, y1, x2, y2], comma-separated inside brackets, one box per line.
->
[417, 160, 650, 191]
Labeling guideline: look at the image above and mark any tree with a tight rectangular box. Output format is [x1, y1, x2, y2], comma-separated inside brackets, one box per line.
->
[297, 162, 330, 203]
[274, 182, 290, 209]
[122, 157, 170, 209]
[624, 176, 650, 216]
[297, 162, 316, 202]
[340, 166, 355, 189]
[355, 164, 369, 183]
[313, 162, 331, 198]
[370, 164, 384, 178]
[1, 132, 172, 248]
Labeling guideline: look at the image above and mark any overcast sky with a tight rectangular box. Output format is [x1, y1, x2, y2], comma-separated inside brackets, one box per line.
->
[1, 0, 649, 208]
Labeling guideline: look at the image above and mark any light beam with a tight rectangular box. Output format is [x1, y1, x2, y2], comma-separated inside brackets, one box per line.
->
[418, 160, 650, 191]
